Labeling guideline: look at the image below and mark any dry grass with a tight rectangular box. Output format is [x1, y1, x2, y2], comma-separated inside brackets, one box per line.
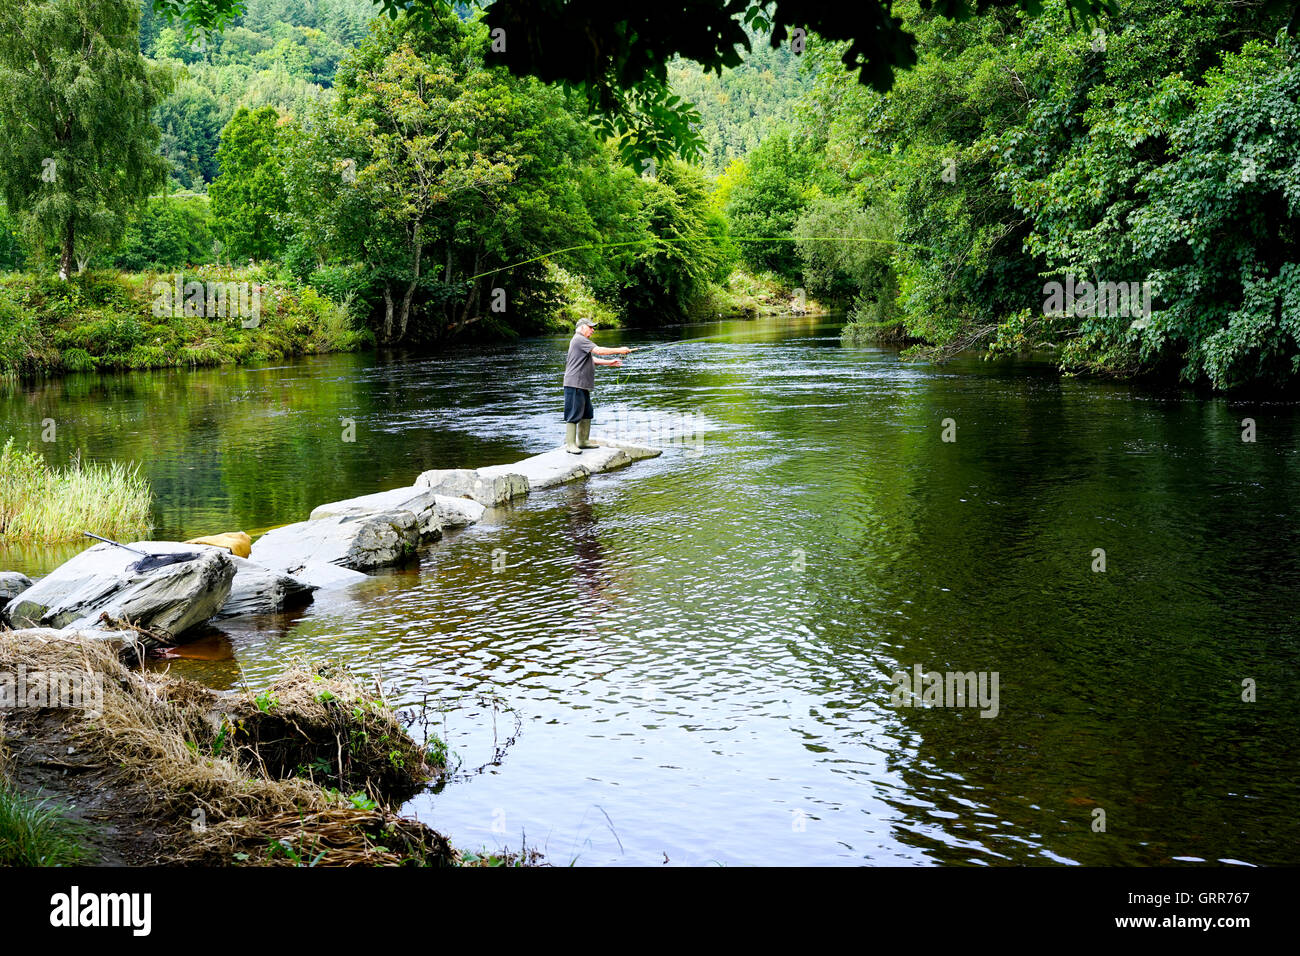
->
[0, 629, 455, 866]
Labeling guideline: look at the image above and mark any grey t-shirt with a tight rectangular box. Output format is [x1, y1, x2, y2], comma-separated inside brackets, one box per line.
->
[563, 333, 596, 390]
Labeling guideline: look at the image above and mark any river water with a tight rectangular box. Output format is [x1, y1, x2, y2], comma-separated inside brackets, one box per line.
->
[4, 314, 1298, 866]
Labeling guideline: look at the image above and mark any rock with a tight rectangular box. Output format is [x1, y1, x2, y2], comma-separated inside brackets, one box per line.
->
[250, 510, 420, 573]
[591, 438, 662, 462]
[310, 486, 445, 541]
[5, 542, 235, 639]
[186, 531, 253, 558]
[9, 626, 140, 645]
[433, 495, 485, 529]
[290, 562, 371, 591]
[481, 447, 628, 491]
[215, 556, 316, 619]
[0, 571, 33, 603]
[415, 468, 529, 507]
[472, 440, 658, 492]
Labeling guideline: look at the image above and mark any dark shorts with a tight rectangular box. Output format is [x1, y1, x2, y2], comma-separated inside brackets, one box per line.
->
[563, 386, 594, 423]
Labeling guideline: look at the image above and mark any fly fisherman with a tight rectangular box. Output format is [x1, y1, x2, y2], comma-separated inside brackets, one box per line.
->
[563, 318, 630, 454]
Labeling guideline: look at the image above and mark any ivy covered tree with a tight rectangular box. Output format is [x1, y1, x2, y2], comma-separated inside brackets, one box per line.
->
[0, 0, 170, 278]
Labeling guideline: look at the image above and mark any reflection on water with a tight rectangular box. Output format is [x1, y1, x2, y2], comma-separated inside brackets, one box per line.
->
[3, 315, 1299, 866]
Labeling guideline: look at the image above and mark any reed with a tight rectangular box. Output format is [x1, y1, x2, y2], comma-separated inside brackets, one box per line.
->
[0, 438, 153, 543]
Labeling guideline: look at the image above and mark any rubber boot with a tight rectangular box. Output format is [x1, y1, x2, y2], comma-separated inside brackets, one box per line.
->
[577, 419, 598, 449]
[564, 422, 581, 454]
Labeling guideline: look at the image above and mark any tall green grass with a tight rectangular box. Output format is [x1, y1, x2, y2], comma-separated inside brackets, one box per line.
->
[0, 439, 152, 544]
[0, 780, 89, 865]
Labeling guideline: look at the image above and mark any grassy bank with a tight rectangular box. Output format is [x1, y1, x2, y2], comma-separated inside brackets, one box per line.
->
[698, 268, 830, 319]
[0, 268, 371, 379]
[0, 629, 502, 866]
[0, 439, 153, 544]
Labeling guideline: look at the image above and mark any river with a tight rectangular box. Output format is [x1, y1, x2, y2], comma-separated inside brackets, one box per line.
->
[4, 314, 1298, 866]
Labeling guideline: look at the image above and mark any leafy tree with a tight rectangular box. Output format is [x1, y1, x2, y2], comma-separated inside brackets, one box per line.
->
[666, 32, 813, 174]
[155, 75, 226, 188]
[993, 0, 1300, 388]
[153, 0, 1124, 164]
[112, 193, 215, 269]
[0, 205, 28, 272]
[795, 194, 895, 302]
[0, 0, 170, 278]
[723, 128, 816, 279]
[210, 105, 289, 260]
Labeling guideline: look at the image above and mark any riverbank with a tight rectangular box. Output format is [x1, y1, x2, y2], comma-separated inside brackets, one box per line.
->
[0, 266, 826, 380]
[0, 628, 538, 866]
[0, 269, 370, 379]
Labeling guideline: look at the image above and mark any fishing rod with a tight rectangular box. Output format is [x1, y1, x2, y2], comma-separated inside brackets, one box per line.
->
[83, 532, 200, 572]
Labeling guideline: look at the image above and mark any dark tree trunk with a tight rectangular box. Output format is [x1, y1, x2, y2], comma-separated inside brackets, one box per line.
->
[396, 223, 423, 343]
[382, 285, 395, 343]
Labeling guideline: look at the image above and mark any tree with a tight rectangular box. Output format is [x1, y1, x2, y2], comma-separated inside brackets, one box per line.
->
[620, 160, 732, 318]
[152, 0, 1126, 165]
[154, 75, 226, 188]
[112, 193, 215, 270]
[723, 128, 815, 279]
[0, 0, 170, 278]
[210, 105, 289, 260]
[993, 0, 1300, 388]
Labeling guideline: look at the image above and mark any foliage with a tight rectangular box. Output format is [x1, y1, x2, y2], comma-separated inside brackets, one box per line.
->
[210, 105, 289, 261]
[786, 0, 1300, 390]
[666, 33, 814, 174]
[619, 160, 733, 319]
[0, 781, 89, 866]
[156, 0, 1124, 166]
[112, 193, 216, 270]
[0, 0, 171, 277]
[283, 11, 730, 342]
[722, 128, 816, 279]
[0, 269, 368, 379]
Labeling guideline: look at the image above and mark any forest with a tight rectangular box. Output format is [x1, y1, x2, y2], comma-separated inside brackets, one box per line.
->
[0, 0, 1297, 390]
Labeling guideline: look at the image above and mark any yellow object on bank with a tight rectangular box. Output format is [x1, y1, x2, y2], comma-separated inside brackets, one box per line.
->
[186, 531, 253, 558]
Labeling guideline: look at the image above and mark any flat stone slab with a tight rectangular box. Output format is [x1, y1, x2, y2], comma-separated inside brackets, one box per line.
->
[290, 562, 370, 592]
[415, 469, 529, 507]
[476, 439, 661, 492]
[310, 486, 444, 541]
[591, 438, 662, 462]
[479, 446, 626, 491]
[250, 510, 420, 574]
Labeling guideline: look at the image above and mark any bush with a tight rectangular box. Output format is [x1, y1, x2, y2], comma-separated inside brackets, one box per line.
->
[307, 262, 370, 304]
[111, 194, 215, 271]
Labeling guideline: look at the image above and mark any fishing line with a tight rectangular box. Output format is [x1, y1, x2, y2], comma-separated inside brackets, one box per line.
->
[465, 236, 937, 284]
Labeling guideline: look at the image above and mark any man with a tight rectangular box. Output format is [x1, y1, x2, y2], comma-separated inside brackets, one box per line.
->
[563, 318, 630, 454]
